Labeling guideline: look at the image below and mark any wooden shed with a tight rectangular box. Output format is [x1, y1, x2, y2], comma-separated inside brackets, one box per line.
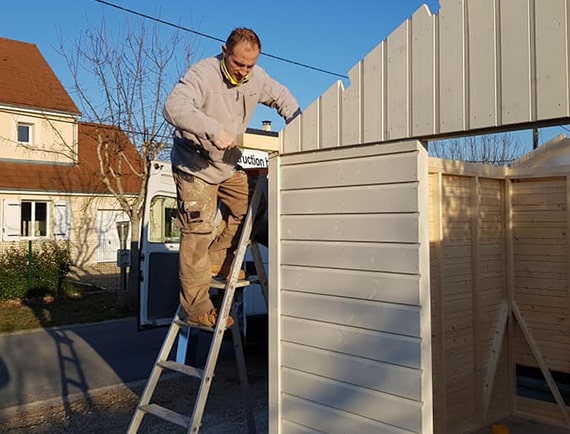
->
[268, 1, 570, 433]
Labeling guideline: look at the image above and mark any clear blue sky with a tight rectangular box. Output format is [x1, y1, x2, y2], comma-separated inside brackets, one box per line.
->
[1, 0, 565, 148]
[2, 0, 440, 129]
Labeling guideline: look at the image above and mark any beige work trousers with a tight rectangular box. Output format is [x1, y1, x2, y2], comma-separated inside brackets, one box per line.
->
[173, 169, 250, 317]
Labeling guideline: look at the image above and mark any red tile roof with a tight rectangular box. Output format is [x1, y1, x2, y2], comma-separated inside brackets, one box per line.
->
[0, 37, 80, 114]
[0, 122, 143, 195]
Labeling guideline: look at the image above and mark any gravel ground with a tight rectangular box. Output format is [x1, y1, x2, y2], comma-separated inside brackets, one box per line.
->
[0, 349, 268, 434]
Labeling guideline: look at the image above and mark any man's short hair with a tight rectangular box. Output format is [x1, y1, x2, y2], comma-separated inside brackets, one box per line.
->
[226, 28, 261, 52]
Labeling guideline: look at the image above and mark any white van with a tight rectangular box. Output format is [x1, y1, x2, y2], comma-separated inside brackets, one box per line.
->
[138, 148, 270, 340]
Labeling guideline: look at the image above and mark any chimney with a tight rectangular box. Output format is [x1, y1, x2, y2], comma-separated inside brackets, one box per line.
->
[262, 120, 272, 131]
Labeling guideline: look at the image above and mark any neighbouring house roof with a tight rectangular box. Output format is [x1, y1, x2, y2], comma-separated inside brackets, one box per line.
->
[0, 122, 143, 195]
[0, 37, 80, 115]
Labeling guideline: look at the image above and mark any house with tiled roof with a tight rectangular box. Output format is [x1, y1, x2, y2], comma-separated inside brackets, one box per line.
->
[0, 37, 142, 284]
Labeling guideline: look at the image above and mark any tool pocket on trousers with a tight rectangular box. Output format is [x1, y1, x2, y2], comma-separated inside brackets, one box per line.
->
[182, 200, 214, 234]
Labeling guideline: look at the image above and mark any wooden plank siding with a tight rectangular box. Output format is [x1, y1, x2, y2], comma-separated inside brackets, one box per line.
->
[270, 142, 431, 434]
[428, 162, 570, 433]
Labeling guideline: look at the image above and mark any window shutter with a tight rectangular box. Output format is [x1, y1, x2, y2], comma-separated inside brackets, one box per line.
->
[54, 200, 70, 240]
[2, 199, 21, 241]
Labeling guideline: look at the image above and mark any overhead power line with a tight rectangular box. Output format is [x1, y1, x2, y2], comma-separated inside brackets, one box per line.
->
[94, 0, 349, 79]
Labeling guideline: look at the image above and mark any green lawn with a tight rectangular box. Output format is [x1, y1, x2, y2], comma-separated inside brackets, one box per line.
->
[0, 289, 135, 334]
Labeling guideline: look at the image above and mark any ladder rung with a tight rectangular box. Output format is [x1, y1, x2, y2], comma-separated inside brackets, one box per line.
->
[157, 360, 203, 379]
[173, 318, 219, 332]
[210, 277, 257, 288]
[139, 403, 190, 428]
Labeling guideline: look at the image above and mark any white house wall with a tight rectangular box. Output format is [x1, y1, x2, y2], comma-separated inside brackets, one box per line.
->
[269, 142, 431, 433]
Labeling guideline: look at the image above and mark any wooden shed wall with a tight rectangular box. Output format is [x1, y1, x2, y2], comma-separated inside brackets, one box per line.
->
[269, 142, 432, 434]
[429, 159, 570, 432]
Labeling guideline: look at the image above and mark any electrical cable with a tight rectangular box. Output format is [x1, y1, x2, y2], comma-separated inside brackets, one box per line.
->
[94, 0, 348, 79]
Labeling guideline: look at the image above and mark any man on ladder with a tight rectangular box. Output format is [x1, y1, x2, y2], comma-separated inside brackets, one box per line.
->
[127, 27, 300, 433]
[164, 27, 300, 328]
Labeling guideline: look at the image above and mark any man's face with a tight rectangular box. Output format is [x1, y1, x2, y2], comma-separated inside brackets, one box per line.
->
[222, 42, 260, 84]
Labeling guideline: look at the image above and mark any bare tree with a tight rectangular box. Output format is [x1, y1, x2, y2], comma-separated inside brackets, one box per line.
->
[58, 19, 192, 304]
[429, 132, 524, 166]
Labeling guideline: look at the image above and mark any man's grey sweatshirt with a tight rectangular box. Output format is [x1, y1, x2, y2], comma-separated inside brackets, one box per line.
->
[163, 54, 300, 184]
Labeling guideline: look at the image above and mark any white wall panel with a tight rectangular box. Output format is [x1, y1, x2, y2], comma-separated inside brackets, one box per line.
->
[281, 214, 418, 243]
[282, 369, 422, 432]
[282, 317, 421, 368]
[282, 114, 301, 154]
[468, 0, 497, 129]
[500, 0, 532, 123]
[280, 151, 418, 189]
[362, 43, 385, 143]
[438, 0, 465, 133]
[281, 265, 421, 305]
[301, 98, 319, 151]
[320, 81, 342, 148]
[386, 19, 410, 140]
[535, 0, 569, 120]
[282, 395, 411, 434]
[341, 62, 363, 146]
[411, 5, 436, 136]
[282, 342, 422, 400]
[280, 183, 419, 214]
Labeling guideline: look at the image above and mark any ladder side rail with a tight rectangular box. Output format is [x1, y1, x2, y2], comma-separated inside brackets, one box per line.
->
[187, 175, 266, 434]
[127, 306, 185, 433]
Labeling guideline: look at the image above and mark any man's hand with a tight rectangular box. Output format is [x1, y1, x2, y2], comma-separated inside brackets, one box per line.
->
[213, 130, 235, 150]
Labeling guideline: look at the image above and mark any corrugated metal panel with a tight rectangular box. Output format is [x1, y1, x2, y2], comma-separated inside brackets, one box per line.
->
[271, 143, 431, 433]
[281, 0, 570, 152]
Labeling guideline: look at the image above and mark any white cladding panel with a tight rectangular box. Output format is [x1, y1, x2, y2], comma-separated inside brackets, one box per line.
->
[500, 0, 532, 123]
[272, 142, 431, 434]
[281, 0, 570, 150]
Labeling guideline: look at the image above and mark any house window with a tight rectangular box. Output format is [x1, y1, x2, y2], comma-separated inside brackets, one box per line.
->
[20, 201, 48, 238]
[17, 122, 33, 144]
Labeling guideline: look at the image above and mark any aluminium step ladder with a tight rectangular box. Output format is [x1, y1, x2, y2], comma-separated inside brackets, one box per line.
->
[127, 174, 268, 434]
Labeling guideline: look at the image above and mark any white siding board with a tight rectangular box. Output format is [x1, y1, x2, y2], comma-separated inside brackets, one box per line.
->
[282, 368, 422, 432]
[281, 214, 418, 243]
[281, 291, 420, 337]
[280, 183, 419, 215]
[282, 317, 421, 368]
[301, 99, 319, 151]
[386, 20, 410, 140]
[341, 62, 363, 146]
[468, 0, 497, 128]
[535, 0, 569, 120]
[500, 0, 532, 123]
[281, 141, 419, 166]
[281, 152, 419, 190]
[281, 114, 301, 154]
[411, 5, 436, 136]
[281, 266, 420, 305]
[320, 81, 342, 149]
[438, 0, 465, 133]
[281, 240, 419, 275]
[362, 43, 385, 143]
[282, 395, 413, 434]
[282, 342, 422, 400]
[282, 419, 322, 434]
